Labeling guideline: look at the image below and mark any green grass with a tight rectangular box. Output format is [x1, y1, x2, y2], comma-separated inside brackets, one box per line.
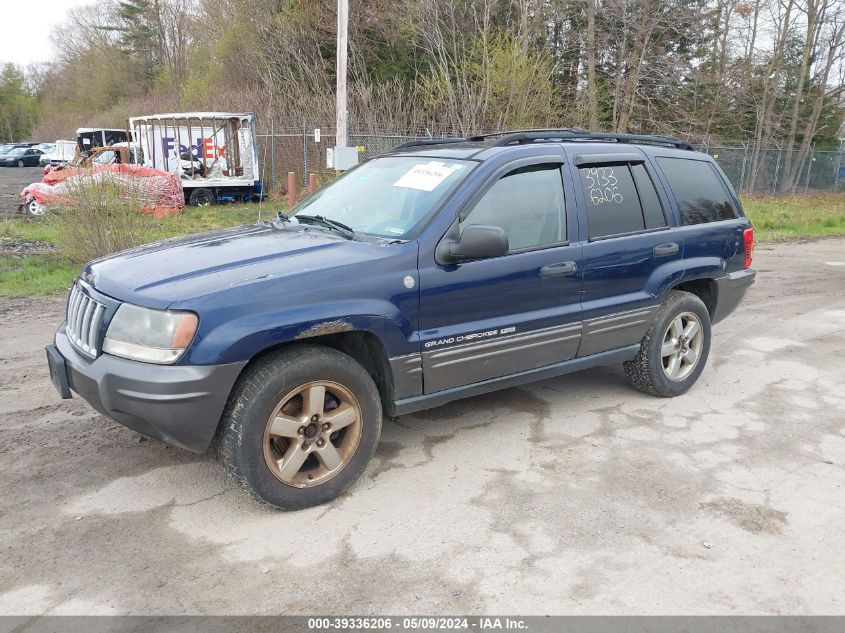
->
[0, 255, 78, 298]
[0, 201, 284, 298]
[142, 203, 281, 241]
[0, 216, 60, 243]
[742, 194, 845, 241]
[0, 202, 282, 245]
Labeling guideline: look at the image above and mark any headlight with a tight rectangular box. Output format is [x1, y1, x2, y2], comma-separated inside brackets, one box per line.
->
[103, 303, 198, 364]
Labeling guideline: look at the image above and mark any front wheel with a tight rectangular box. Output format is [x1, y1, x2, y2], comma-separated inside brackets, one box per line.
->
[16, 160, 24, 168]
[23, 197, 46, 217]
[218, 345, 382, 509]
[624, 290, 711, 397]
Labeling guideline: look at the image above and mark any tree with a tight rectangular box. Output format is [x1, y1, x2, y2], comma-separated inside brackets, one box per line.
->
[0, 64, 38, 141]
[22, 0, 845, 171]
[108, 0, 194, 92]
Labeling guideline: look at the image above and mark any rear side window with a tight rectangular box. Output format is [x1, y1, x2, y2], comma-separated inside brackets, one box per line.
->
[579, 163, 666, 239]
[656, 157, 737, 225]
[632, 163, 667, 229]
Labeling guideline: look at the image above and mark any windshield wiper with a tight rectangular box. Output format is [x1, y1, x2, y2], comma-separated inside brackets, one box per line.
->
[295, 214, 355, 240]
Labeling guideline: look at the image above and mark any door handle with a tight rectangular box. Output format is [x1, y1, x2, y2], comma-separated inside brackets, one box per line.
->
[540, 261, 578, 278]
[653, 243, 679, 257]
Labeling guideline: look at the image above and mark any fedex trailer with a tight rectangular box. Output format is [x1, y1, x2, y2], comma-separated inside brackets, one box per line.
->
[128, 112, 263, 206]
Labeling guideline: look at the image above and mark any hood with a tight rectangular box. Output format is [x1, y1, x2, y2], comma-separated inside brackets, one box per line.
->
[84, 223, 393, 308]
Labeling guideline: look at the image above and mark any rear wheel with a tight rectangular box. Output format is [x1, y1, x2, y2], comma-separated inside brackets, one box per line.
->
[624, 290, 711, 397]
[188, 188, 215, 206]
[218, 345, 382, 509]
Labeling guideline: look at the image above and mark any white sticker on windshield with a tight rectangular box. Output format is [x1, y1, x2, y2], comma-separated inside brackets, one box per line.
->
[393, 161, 456, 191]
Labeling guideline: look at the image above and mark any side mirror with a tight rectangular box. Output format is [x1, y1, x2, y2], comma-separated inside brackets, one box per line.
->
[445, 224, 509, 262]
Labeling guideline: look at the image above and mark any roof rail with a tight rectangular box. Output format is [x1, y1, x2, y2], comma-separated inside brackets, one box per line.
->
[467, 128, 588, 142]
[474, 129, 695, 151]
[389, 138, 468, 152]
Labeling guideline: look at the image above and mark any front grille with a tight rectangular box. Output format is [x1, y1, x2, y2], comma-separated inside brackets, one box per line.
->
[66, 283, 107, 357]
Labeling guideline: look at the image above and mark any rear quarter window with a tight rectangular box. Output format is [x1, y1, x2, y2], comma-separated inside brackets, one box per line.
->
[656, 157, 738, 225]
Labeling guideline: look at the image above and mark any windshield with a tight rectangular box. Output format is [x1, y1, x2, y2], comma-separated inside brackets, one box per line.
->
[93, 150, 116, 164]
[0, 145, 13, 154]
[288, 156, 475, 239]
[8, 148, 26, 156]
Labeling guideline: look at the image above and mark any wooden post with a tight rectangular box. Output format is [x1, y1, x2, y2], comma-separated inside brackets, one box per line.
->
[309, 173, 317, 194]
[287, 171, 296, 209]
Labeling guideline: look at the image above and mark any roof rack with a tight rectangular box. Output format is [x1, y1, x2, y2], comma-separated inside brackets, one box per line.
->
[388, 130, 696, 153]
[474, 130, 695, 151]
[466, 127, 588, 142]
[389, 138, 468, 152]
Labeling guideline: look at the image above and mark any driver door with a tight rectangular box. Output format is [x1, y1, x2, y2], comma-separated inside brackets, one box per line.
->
[418, 159, 583, 394]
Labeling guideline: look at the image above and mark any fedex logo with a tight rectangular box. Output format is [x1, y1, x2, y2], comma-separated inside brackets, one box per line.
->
[162, 137, 226, 159]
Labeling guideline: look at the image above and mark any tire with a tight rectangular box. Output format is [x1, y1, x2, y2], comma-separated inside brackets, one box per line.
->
[218, 345, 382, 510]
[23, 197, 46, 217]
[16, 160, 24, 168]
[188, 188, 215, 206]
[624, 290, 711, 397]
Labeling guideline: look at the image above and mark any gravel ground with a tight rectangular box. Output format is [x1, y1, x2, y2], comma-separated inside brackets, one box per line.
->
[0, 166, 55, 257]
[0, 239, 55, 256]
[0, 239, 844, 615]
[0, 166, 42, 214]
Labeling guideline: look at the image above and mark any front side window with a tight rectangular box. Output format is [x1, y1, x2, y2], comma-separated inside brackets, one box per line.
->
[656, 157, 737, 225]
[460, 164, 566, 252]
[289, 156, 475, 239]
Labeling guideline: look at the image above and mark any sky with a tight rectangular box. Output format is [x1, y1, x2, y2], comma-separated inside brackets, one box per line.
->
[0, 0, 92, 67]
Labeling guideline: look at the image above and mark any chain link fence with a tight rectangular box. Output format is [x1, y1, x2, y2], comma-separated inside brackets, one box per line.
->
[701, 144, 845, 195]
[256, 124, 845, 196]
[256, 125, 433, 195]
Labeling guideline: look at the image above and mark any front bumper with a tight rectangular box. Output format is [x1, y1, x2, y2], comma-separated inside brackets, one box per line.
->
[712, 268, 756, 324]
[48, 325, 246, 452]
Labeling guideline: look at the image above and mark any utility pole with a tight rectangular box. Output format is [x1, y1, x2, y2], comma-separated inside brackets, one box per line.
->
[328, 0, 355, 170]
[336, 0, 348, 149]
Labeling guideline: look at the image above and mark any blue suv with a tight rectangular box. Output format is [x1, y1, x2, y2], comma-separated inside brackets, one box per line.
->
[46, 130, 756, 509]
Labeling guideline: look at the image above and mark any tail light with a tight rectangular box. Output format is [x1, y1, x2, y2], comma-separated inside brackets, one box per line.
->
[742, 227, 754, 268]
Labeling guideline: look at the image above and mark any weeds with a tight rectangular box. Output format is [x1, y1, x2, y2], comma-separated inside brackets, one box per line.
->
[47, 174, 153, 266]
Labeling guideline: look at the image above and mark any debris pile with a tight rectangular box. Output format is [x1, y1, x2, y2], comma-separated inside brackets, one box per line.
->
[20, 164, 184, 218]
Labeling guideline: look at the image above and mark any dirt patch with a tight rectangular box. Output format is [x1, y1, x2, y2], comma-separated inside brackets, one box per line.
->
[0, 238, 55, 256]
[700, 498, 788, 534]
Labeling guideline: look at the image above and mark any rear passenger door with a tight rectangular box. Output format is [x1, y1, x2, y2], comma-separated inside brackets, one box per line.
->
[571, 152, 684, 357]
[653, 156, 749, 276]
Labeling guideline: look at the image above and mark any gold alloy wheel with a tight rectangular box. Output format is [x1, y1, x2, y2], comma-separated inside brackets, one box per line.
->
[262, 381, 363, 488]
